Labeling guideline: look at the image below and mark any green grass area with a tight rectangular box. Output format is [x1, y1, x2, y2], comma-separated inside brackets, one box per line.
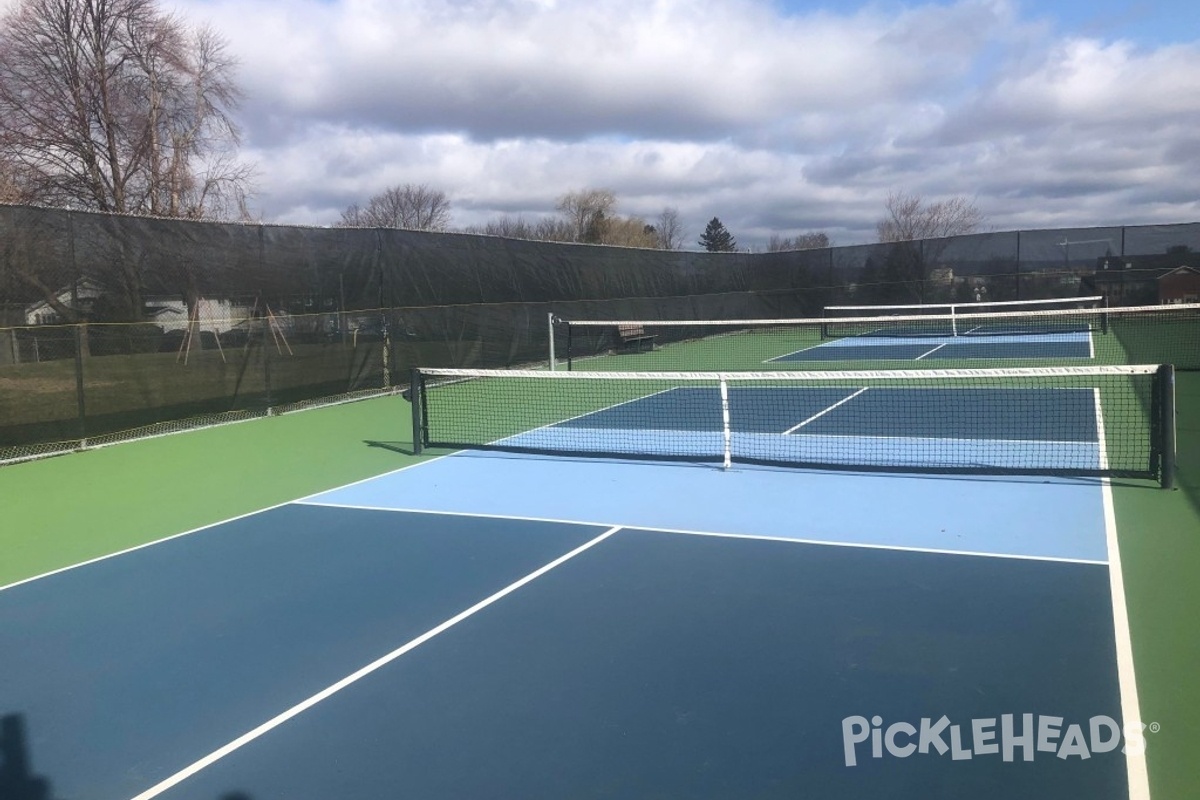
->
[0, 345, 365, 419]
[0, 342, 389, 448]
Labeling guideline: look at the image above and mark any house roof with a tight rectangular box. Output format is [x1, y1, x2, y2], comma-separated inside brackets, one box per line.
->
[23, 277, 106, 315]
[1159, 265, 1200, 280]
[1088, 263, 1198, 284]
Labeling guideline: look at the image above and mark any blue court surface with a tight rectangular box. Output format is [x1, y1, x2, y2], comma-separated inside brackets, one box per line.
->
[775, 330, 1094, 363]
[0, 389, 1148, 798]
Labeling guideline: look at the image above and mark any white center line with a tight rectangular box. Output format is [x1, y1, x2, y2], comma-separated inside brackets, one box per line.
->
[127, 525, 624, 800]
[782, 387, 869, 435]
[914, 343, 948, 360]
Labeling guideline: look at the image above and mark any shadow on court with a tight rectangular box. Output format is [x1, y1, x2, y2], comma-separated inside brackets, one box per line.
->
[1, 715, 52, 800]
[1170, 376, 1200, 502]
[0, 713, 256, 800]
[365, 439, 417, 456]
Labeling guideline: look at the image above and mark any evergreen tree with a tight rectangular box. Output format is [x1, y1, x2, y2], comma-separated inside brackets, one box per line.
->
[699, 217, 737, 252]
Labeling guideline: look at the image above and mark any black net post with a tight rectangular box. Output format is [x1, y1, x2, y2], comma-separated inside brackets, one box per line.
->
[1159, 364, 1176, 489]
[409, 368, 424, 455]
[565, 321, 574, 371]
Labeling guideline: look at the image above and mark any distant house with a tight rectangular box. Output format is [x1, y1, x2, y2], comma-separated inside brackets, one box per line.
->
[23, 278, 105, 325]
[24, 279, 251, 332]
[1086, 264, 1156, 306]
[143, 297, 252, 334]
[1085, 253, 1200, 306]
[1159, 266, 1200, 304]
[928, 266, 954, 285]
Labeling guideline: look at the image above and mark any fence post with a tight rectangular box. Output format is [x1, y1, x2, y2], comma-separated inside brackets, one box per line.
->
[263, 343, 273, 410]
[73, 323, 87, 440]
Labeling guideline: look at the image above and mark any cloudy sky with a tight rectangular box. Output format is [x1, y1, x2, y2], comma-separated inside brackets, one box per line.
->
[164, 0, 1198, 247]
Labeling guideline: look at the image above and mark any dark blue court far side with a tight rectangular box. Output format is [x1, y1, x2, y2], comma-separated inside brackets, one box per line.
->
[555, 386, 1098, 442]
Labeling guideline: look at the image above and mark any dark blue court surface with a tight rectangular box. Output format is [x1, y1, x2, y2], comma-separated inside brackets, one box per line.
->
[1, 506, 1130, 800]
[150, 529, 1125, 800]
[558, 386, 1099, 442]
[0, 506, 606, 800]
[775, 332, 1093, 363]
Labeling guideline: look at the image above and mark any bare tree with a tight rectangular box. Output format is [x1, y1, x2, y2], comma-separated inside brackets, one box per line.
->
[337, 184, 452, 230]
[767, 231, 831, 251]
[0, 0, 252, 219]
[462, 214, 539, 239]
[876, 191, 984, 243]
[870, 192, 985, 303]
[654, 207, 685, 250]
[468, 191, 663, 248]
[0, 156, 29, 203]
[556, 188, 617, 243]
[142, 24, 252, 219]
[462, 214, 576, 242]
[532, 217, 575, 242]
[603, 216, 658, 248]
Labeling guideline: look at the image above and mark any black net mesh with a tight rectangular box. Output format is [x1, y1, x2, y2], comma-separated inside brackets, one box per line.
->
[414, 365, 1170, 483]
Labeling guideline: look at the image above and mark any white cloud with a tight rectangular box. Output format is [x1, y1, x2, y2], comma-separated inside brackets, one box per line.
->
[156, 0, 1200, 244]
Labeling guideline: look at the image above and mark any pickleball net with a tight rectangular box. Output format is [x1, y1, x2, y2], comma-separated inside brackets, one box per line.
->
[552, 302, 1200, 372]
[820, 299, 1106, 338]
[410, 364, 1177, 486]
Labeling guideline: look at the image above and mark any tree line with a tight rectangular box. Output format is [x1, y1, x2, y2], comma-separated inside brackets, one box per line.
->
[335, 184, 848, 254]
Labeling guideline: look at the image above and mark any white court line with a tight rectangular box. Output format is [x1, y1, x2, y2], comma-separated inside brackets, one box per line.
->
[764, 340, 831, 361]
[782, 388, 869, 434]
[1092, 389, 1151, 800]
[295, 501, 1108, 566]
[0, 503, 296, 595]
[767, 432, 1098, 446]
[127, 524, 623, 800]
[913, 343, 948, 360]
[765, 328, 912, 362]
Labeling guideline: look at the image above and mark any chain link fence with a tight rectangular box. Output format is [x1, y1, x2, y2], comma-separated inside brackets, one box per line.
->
[2, 204, 1198, 461]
